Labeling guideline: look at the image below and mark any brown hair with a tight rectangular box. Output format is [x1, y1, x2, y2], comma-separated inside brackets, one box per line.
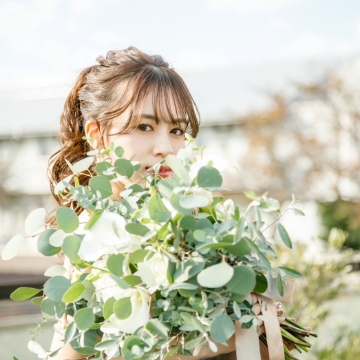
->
[48, 46, 200, 208]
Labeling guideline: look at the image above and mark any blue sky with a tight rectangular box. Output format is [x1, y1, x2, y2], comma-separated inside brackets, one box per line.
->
[1, 0, 360, 122]
[1, 0, 360, 89]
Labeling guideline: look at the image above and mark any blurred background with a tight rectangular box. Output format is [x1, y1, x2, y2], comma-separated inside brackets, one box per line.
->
[0, 0, 360, 359]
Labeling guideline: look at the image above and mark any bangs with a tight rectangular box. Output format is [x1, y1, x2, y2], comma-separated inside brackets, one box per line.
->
[101, 66, 200, 137]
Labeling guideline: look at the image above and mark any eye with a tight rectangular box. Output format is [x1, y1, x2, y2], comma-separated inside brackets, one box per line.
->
[138, 124, 153, 132]
[171, 128, 185, 136]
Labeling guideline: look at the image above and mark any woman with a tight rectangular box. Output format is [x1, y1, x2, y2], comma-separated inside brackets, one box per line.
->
[48, 46, 276, 360]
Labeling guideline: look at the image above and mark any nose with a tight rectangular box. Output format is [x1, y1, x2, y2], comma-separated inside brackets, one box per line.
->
[152, 132, 175, 158]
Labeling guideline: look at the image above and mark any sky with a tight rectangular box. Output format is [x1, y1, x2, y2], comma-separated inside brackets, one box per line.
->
[1, 0, 360, 120]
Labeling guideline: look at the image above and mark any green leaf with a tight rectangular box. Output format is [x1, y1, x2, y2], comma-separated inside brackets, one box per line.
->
[106, 254, 125, 277]
[226, 266, 256, 295]
[114, 159, 134, 178]
[56, 207, 79, 233]
[180, 216, 197, 231]
[278, 223, 293, 249]
[84, 210, 102, 230]
[278, 266, 302, 278]
[95, 161, 116, 179]
[123, 275, 142, 286]
[62, 283, 85, 303]
[277, 272, 284, 297]
[44, 265, 66, 277]
[180, 195, 210, 209]
[197, 166, 223, 190]
[291, 208, 305, 216]
[145, 319, 169, 339]
[227, 238, 251, 257]
[74, 308, 95, 331]
[244, 191, 257, 200]
[49, 229, 68, 247]
[148, 193, 171, 222]
[25, 208, 46, 235]
[31, 296, 43, 306]
[70, 329, 98, 355]
[72, 157, 94, 174]
[125, 223, 149, 236]
[114, 297, 132, 320]
[129, 250, 154, 264]
[259, 197, 280, 212]
[37, 229, 61, 256]
[40, 298, 66, 318]
[64, 321, 77, 344]
[44, 276, 71, 302]
[258, 252, 272, 271]
[157, 178, 178, 199]
[210, 313, 235, 343]
[95, 339, 119, 351]
[115, 146, 124, 157]
[253, 272, 268, 293]
[197, 262, 234, 288]
[1, 234, 24, 260]
[10, 287, 42, 301]
[169, 193, 193, 215]
[89, 175, 113, 199]
[40, 298, 66, 317]
[62, 235, 82, 262]
[103, 297, 116, 320]
[165, 155, 191, 185]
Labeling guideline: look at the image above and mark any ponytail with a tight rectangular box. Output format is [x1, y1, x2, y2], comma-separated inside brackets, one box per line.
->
[48, 66, 95, 209]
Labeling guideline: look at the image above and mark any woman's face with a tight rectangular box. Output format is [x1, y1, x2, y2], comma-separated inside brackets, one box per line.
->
[86, 92, 187, 186]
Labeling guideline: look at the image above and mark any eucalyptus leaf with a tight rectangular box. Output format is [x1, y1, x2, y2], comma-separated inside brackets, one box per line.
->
[125, 223, 149, 236]
[278, 223, 293, 249]
[278, 266, 302, 278]
[114, 297, 132, 320]
[197, 166, 223, 190]
[107, 254, 125, 277]
[10, 287, 42, 301]
[89, 175, 113, 199]
[103, 297, 116, 320]
[1, 234, 24, 260]
[44, 276, 71, 302]
[41, 298, 66, 317]
[62, 283, 85, 303]
[74, 308, 95, 331]
[49, 229, 68, 247]
[165, 155, 191, 185]
[25, 208, 46, 235]
[114, 159, 134, 178]
[37, 229, 61, 256]
[197, 262, 234, 288]
[44, 265, 66, 277]
[148, 193, 171, 222]
[277, 272, 284, 297]
[210, 313, 235, 343]
[226, 266, 256, 295]
[64, 321, 77, 344]
[145, 319, 169, 339]
[72, 157, 95, 174]
[291, 208, 305, 216]
[62, 235, 82, 263]
[180, 195, 210, 209]
[56, 207, 79, 233]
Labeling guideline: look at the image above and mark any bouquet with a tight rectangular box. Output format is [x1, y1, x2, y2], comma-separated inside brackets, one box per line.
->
[2, 137, 316, 360]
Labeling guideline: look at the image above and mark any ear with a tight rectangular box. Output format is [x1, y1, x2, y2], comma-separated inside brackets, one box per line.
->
[85, 120, 102, 149]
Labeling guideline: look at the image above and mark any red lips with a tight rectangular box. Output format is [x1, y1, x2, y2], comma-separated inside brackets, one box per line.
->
[146, 165, 172, 178]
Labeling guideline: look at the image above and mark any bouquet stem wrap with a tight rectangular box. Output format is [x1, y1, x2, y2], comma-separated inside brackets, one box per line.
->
[235, 280, 295, 360]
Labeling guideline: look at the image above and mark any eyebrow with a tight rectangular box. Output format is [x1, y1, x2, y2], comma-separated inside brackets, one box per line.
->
[141, 114, 188, 126]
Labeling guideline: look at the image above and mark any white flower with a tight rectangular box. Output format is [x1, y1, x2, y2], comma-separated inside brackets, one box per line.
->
[137, 252, 169, 293]
[93, 273, 128, 303]
[78, 212, 142, 262]
[109, 289, 150, 334]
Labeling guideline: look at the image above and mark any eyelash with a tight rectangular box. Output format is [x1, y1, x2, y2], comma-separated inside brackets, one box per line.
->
[137, 124, 185, 136]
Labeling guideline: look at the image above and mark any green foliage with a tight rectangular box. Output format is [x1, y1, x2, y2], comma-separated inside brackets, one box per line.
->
[319, 200, 360, 250]
[5, 145, 311, 360]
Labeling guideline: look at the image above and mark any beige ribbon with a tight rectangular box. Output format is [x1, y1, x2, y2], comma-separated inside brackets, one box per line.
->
[235, 280, 295, 360]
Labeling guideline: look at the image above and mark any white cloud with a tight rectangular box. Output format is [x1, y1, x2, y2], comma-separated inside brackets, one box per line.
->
[281, 32, 329, 59]
[208, 0, 298, 13]
[71, 0, 95, 14]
